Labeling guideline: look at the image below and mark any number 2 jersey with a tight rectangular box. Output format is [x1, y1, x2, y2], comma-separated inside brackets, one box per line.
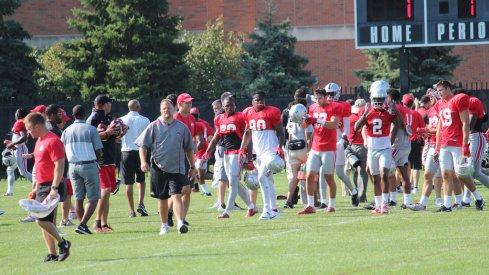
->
[434, 93, 469, 147]
[242, 106, 281, 156]
[308, 102, 342, 151]
[362, 106, 397, 150]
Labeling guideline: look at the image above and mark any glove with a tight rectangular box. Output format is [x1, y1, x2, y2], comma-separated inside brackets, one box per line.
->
[28, 191, 36, 199]
[276, 147, 285, 159]
[417, 127, 427, 135]
[202, 152, 211, 160]
[463, 143, 471, 157]
[238, 149, 247, 166]
[304, 116, 317, 125]
[245, 160, 255, 171]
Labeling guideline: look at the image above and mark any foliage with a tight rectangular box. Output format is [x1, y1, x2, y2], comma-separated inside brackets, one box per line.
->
[182, 16, 244, 99]
[354, 47, 460, 91]
[238, 19, 316, 97]
[0, 0, 38, 103]
[63, 0, 189, 101]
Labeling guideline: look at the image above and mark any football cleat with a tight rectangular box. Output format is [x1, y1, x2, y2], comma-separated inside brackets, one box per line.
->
[363, 202, 375, 210]
[318, 203, 328, 209]
[381, 203, 389, 214]
[461, 201, 471, 207]
[475, 199, 484, 211]
[389, 200, 397, 207]
[434, 206, 452, 212]
[159, 224, 169, 235]
[351, 193, 359, 207]
[407, 203, 426, 211]
[218, 213, 230, 219]
[246, 208, 258, 217]
[370, 208, 382, 215]
[452, 203, 462, 210]
[284, 201, 294, 208]
[325, 207, 336, 213]
[297, 205, 316, 215]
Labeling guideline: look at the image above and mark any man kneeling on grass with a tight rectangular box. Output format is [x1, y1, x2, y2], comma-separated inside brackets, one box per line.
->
[135, 99, 195, 235]
[24, 112, 71, 261]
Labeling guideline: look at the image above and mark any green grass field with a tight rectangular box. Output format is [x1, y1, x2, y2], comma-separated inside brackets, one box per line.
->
[1, 173, 488, 274]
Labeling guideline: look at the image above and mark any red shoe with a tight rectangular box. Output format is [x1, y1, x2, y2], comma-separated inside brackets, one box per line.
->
[370, 208, 382, 215]
[325, 207, 336, 213]
[218, 213, 230, 219]
[246, 208, 258, 217]
[297, 205, 316, 215]
[381, 204, 389, 214]
[191, 188, 199, 193]
[101, 225, 113, 232]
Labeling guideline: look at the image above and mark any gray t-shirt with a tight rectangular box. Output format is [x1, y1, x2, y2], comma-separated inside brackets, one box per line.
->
[61, 120, 104, 163]
[135, 118, 194, 175]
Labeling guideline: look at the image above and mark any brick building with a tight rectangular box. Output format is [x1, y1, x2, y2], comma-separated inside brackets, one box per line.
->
[8, 0, 489, 89]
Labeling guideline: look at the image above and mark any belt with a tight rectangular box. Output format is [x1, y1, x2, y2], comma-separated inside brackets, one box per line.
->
[69, 160, 96, 165]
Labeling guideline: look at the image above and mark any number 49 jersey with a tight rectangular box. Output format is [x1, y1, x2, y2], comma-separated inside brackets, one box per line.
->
[243, 106, 281, 156]
[364, 106, 396, 150]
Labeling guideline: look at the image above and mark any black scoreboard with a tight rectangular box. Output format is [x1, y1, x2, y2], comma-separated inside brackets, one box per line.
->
[355, 0, 489, 48]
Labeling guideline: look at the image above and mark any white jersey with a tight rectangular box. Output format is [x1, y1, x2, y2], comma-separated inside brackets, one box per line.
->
[286, 121, 312, 141]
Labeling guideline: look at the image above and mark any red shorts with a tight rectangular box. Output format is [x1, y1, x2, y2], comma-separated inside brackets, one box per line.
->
[99, 165, 116, 192]
[66, 178, 73, 196]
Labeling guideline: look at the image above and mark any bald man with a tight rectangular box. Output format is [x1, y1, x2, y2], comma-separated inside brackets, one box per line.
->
[120, 100, 151, 217]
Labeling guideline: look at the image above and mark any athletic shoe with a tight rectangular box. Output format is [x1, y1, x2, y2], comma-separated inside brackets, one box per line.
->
[325, 207, 336, 213]
[160, 224, 169, 235]
[44, 254, 59, 262]
[351, 193, 359, 207]
[363, 202, 375, 210]
[59, 219, 75, 227]
[168, 211, 174, 227]
[400, 203, 412, 210]
[381, 203, 389, 214]
[434, 206, 452, 212]
[475, 199, 485, 211]
[233, 203, 244, 210]
[218, 203, 226, 212]
[137, 204, 149, 216]
[452, 203, 462, 210]
[271, 211, 280, 219]
[411, 187, 418, 194]
[75, 223, 92, 235]
[191, 187, 199, 193]
[209, 201, 220, 209]
[101, 225, 113, 232]
[19, 216, 35, 223]
[112, 179, 121, 195]
[284, 201, 294, 208]
[258, 211, 279, 220]
[297, 205, 316, 215]
[389, 200, 397, 207]
[318, 203, 328, 209]
[314, 201, 321, 207]
[218, 213, 230, 219]
[461, 201, 471, 207]
[202, 192, 212, 196]
[370, 208, 382, 215]
[276, 195, 287, 200]
[178, 224, 188, 234]
[57, 239, 71, 261]
[0, 210, 5, 215]
[183, 220, 190, 226]
[435, 198, 443, 206]
[246, 208, 258, 217]
[129, 212, 136, 218]
[407, 203, 426, 211]
[3, 192, 13, 196]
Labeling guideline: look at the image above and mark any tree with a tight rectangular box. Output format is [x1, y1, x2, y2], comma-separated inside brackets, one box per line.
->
[0, 0, 38, 103]
[354, 47, 460, 91]
[63, 0, 189, 100]
[182, 16, 244, 99]
[238, 18, 316, 97]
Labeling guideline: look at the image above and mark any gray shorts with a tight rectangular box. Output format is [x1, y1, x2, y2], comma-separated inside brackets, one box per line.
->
[69, 162, 101, 202]
[213, 145, 228, 182]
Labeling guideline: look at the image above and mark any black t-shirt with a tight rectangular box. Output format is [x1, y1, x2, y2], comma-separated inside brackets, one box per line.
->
[87, 109, 116, 165]
[222, 133, 242, 150]
[47, 121, 63, 138]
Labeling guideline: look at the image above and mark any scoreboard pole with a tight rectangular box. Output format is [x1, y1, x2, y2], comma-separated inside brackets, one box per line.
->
[399, 46, 409, 92]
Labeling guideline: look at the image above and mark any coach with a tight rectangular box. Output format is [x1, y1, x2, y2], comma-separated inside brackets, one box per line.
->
[135, 99, 195, 235]
[61, 105, 103, 235]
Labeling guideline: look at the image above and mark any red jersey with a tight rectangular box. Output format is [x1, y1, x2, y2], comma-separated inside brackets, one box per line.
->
[364, 106, 396, 150]
[242, 106, 281, 155]
[416, 107, 428, 120]
[195, 121, 208, 158]
[200, 119, 215, 139]
[410, 109, 426, 142]
[338, 101, 351, 132]
[469, 97, 485, 119]
[435, 93, 469, 147]
[12, 119, 26, 134]
[174, 112, 197, 137]
[308, 102, 342, 151]
[215, 112, 246, 150]
[348, 113, 364, 145]
[34, 132, 65, 184]
[427, 106, 439, 145]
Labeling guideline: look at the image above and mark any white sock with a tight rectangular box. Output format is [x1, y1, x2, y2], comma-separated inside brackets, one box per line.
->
[247, 203, 255, 210]
[177, 220, 184, 228]
[162, 222, 168, 227]
[374, 196, 382, 208]
[307, 195, 315, 208]
[382, 193, 389, 205]
[444, 195, 451, 208]
[389, 192, 397, 202]
[351, 188, 358, 196]
[455, 194, 462, 205]
[201, 184, 210, 194]
[404, 193, 412, 205]
[419, 195, 428, 206]
[463, 186, 471, 202]
[472, 190, 482, 200]
[329, 198, 336, 208]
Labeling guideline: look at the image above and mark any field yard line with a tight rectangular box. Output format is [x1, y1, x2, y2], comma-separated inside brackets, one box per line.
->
[44, 216, 374, 274]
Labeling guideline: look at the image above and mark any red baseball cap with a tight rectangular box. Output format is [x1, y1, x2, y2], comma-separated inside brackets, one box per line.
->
[59, 108, 71, 122]
[402, 94, 414, 106]
[190, 107, 200, 115]
[31, 105, 46, 113]
[177, 93, 194, 104]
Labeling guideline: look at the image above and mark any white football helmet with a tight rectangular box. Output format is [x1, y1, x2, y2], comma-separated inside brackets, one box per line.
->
[289, 103, 307, 124]
[456, 156, 474, 178]
[263, 154, 285, 174]
[370, 80, 389, 109]
[19, 194, 60, 219]
[325, 83, 341, 102]
[243, 169, 260, 190]
[2, 149, 16, 167]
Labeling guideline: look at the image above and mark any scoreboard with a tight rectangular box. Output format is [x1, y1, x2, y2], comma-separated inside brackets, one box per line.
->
[355, 0, 489, 48]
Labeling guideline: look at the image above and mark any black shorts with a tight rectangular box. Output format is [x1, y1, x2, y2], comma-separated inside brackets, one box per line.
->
[121, 151, 145, 185]
[36, 182, 64, 222]
[409, 141, 423, 170]
[150, 164, 188, 200]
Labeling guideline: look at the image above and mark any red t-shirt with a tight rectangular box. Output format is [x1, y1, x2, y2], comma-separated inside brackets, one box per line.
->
[435, 94, 469, 146]
[416, 107, 428, 120]
[12, 119, 26, 134]
[308, 102, 342, 151]
[338, 101, 352, 131]
[364, 106, 397, 138]
[349, 113, 364, 145]
[469, 97, 485, 119]
[427, 106, 439, 145]
[200, 119, 215, 139]
[410, 109, 426, 141]
[34, 131, 65, 184]
[174, 112, 197, 137]
[195, 121, 208, 158]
